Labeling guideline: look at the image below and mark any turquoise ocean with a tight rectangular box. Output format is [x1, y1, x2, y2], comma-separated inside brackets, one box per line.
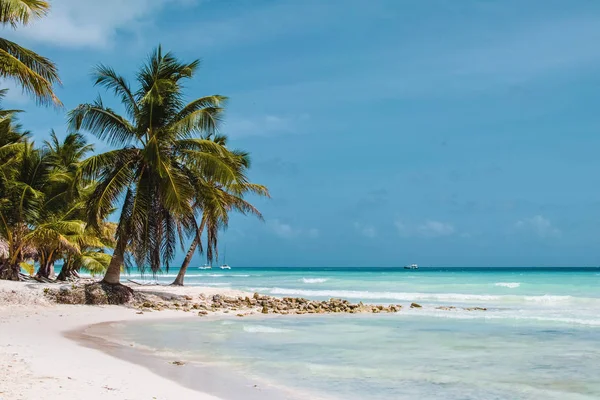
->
[102, 267, 600, 399]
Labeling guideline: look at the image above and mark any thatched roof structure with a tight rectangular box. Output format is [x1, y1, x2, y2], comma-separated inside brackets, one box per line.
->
[0, 240, 8, 259]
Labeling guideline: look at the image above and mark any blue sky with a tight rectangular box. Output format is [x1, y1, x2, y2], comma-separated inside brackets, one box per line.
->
[4, 0, 600, 267]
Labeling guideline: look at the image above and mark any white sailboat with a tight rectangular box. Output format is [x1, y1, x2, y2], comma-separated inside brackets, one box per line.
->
[404, 264, 418, 270]
[220, 245, 231, 270]
[199, 263, 212, 270]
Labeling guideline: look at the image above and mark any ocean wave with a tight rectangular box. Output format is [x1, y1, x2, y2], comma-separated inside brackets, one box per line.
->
[495, 282, 520, 288]
[204, 274, 225, 277]
[301, 278, 329, 284]
[413, 310, 600, 327]
[232, 274, 251, 277]
[247, 287, 271, 292]
[243, 325, 290, 333]
[265, 288, 587, 305]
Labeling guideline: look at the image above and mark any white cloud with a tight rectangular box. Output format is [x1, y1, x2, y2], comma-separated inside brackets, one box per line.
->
[223, 113, 309, 138]
[354, 222, 376, 238]
[515, 215, 561, 238]
[417, 220, 455, 238]
[395, 219, 456, 238]
[10, 0, 197, 48]
[268, 219, 318, 239]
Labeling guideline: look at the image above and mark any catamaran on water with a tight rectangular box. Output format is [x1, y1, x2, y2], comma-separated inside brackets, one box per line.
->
[199, 263, 212, 270]
[404, 264, 418, 270]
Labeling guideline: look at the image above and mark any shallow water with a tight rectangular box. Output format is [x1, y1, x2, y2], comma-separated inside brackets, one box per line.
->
[100, 268, 600, 399]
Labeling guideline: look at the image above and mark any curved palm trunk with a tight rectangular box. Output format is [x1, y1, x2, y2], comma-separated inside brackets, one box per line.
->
[171, 237, 199, 286]
[35, 249, 56, 279]
[102, 235, 127, 285]
[36, 261, 54, 279]
[172, 219, 205, 286]
[56, 266, 72, 281]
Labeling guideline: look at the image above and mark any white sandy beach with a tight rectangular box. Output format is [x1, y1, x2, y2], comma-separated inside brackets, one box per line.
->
[0, 280, 253, 400]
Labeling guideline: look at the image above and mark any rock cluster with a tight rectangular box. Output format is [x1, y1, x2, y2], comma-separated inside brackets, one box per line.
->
[46, 282, 134, 305]
[44, 285, 489, 316]
[132, 292, 405, 316]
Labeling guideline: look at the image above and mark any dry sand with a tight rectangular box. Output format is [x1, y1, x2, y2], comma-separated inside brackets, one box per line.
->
[0, 280, 253, 400]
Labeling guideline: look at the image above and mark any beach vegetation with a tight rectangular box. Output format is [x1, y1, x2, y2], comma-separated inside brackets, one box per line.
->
[68, 46, 266, 289]
[0, 0, 61, 106]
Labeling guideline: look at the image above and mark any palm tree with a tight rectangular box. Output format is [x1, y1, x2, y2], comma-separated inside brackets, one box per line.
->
[171, 134, 269, 286]
[69, 46, 237, 286]
[0, 0, 61, 106]
[56, 221, 116, 281]
[0, 89, 27, 193]
[26, 131, 95, 279]
[0, 140, 50, 280]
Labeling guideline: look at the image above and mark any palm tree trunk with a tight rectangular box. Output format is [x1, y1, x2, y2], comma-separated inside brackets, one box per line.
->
[57, 258, 74, 281]
[102, 235, 127, 285]
[36, 262, 50, 279]
[172, 237, 199, 286]
[172, 219, 205, 286]
[0, 260, 20, 281]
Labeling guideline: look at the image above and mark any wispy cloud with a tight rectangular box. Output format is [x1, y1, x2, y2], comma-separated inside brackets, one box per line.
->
[268, 219, 318, 239]
[515, 215, 561, 238]
[395, 219, 456, 238]
[354, 222, 376, 238]
[223, 113, 309, 138]
[10, 0, 197, 48]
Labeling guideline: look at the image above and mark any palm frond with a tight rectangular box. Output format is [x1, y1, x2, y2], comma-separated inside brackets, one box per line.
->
[0, 37, 61, 106]
[0, 0, 49, 27]
[68, 99, 137, 146]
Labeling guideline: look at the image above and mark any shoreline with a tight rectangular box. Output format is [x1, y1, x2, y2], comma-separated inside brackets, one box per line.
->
[0, 302, 223, 400]
[0, 280, 256, 400]
[0, 279, 489, 399]
[72, 315, 330, 400]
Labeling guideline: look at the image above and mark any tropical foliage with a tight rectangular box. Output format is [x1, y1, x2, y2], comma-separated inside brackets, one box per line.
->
[0, 119, 116, 280]
[0, 3, 267, 284]
[0, 0, 61, 106]
[171, 134, 269, 285]
[68, 46, 266, 285]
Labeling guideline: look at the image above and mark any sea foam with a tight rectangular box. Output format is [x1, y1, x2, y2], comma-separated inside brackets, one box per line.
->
[266, 287, 584, 305]
[301, 278, 329, 283]
[243, 325, 290, 333]
[494, 282, 520, 288]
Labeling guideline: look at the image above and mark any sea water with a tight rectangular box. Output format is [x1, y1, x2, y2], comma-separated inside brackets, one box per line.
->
[105, 268, 600, 399]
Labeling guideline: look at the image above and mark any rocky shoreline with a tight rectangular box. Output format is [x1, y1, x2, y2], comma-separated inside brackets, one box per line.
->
[43, 283, 488, 316]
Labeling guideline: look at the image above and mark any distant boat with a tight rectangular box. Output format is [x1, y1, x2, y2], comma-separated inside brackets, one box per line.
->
[199, 264, 212, 270]
[404, 264, 418, 270]
[219, 245, 231, 270]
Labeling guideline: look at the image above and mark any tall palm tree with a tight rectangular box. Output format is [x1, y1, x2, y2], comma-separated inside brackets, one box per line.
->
[171, 134, 269, 286]
[69, 46, 237, 285]
[0, 0, 61, 106]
